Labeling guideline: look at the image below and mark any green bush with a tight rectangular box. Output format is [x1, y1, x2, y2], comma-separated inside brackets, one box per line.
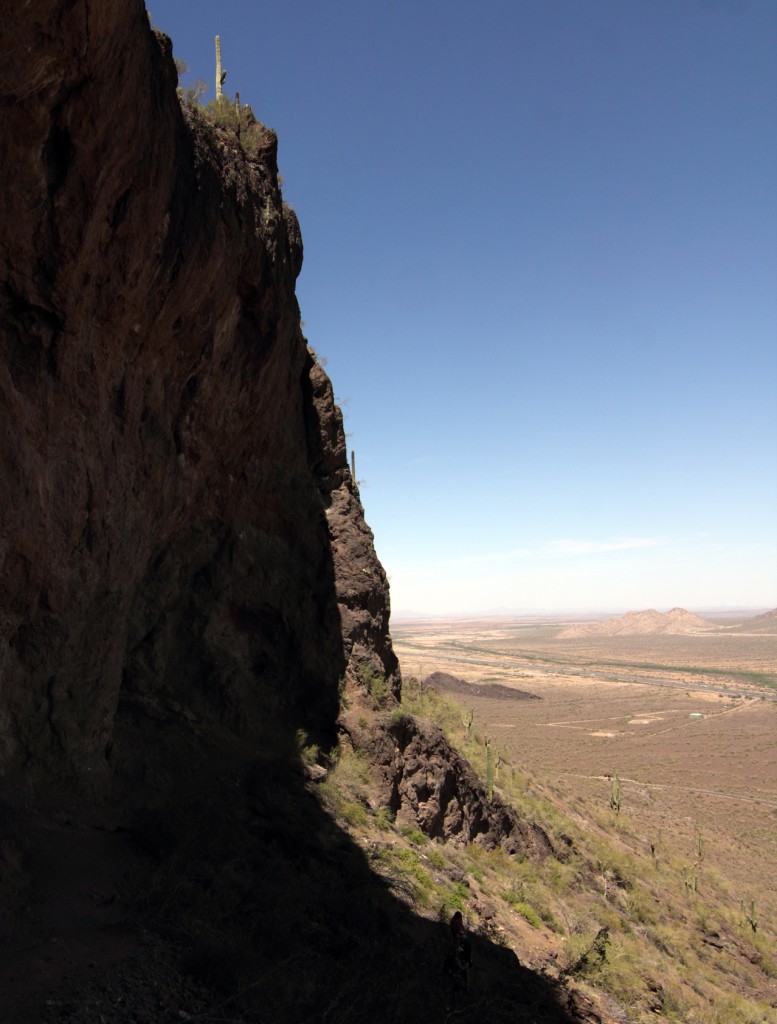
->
[426, 847, 445, 870]
[510, 901, 542, 929]
[374, 806, 395, 831]
[295, 729, 319, 767]
[358, 666, 390, 709]
[400, 826, 427, 847]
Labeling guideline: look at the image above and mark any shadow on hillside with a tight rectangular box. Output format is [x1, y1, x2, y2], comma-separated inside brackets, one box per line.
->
[123, 755, 580, 1024]
[0, 742, 586, 1024]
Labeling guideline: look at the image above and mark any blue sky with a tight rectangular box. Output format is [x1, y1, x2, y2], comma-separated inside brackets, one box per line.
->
[149, 0, 777, 616]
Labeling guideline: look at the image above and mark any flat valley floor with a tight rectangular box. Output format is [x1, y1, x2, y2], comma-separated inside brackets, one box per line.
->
[391, 616, 777, 928]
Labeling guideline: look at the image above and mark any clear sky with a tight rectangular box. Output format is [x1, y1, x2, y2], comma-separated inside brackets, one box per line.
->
[149, 0, 777, 617]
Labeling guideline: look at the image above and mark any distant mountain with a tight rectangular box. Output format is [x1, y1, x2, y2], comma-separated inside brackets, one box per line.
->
[729, 608, 777, 634]
[558, 607, 715, 638]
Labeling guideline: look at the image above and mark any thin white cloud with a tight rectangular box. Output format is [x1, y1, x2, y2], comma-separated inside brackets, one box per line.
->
[547, 537, 663, 556]
[391, 536, 665, 573]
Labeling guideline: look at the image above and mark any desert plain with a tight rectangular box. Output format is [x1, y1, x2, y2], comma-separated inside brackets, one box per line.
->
[391, 611, 777, 930]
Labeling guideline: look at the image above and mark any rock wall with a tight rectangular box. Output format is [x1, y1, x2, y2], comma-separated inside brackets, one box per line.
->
[0, 0, 397, 804]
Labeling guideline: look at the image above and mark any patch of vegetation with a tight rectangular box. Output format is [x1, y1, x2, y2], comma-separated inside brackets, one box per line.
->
[593, 658, 777, 689]
[358, 665, 391, 709]
[173, 47, 269, 159]
[506, 898, 542, 929]
[317, 746, 370, 822]
[399, 825, 427, 846]
[295, 728, 319, 767]
[374, 806, 395, 831]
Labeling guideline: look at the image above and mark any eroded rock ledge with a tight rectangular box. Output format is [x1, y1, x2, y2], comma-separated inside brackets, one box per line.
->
[349, 713, 554, 857]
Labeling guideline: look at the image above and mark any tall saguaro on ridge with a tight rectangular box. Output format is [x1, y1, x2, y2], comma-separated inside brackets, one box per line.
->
[215, 35, 226, 99]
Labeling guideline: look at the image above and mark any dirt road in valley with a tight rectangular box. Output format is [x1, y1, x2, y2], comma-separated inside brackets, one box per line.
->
[395, 638, 776, 701]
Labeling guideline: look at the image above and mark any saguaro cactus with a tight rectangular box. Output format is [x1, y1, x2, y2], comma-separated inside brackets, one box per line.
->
[464, 708, 474, 740]
[609, 773, 622, 815]
[742, 898, 758, 933]
[486, 741, 495, 801]
[215, 35, 227, 99]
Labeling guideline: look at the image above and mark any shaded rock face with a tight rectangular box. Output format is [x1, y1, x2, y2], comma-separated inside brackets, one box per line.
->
[362, 715, 554, 858]
[0, 0, 396, 804]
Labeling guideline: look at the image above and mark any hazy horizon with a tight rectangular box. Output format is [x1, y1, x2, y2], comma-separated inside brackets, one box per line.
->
[391, 604, 775, 623]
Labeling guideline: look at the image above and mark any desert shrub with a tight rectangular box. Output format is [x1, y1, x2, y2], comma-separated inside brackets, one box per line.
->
[400, 826, 427, 847]
[563, 930, 605, 976]
[509, 899, 542, 929]
[468, 863, 485, 885]
[437, 882, 468, 919]
[426, 846, 445, 870]
[399, 676, 460, 734]
[627, 886, 661, 926]
[477, 918, 510, 946]
[317, 747, 370, 819]
[203, 93, 244, 129]
[465, 842, 513, 878]
[341, 800, 368, 827]
[374, 806, 395, 831]
[375, 847, 434, 907]
[592, 932, 649, 1000]
[179, 80, 208, 106]
[295, 728, 319, 767]
[358, 666, 390, 709]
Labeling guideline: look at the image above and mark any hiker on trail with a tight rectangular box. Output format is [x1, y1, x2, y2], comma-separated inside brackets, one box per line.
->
[448, 911, 472, 995]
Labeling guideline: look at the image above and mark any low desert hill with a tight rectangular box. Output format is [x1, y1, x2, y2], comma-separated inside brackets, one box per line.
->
[726, 608, 777, 635]
[425, 670, 541, 702]
[558, 607, 714, 639]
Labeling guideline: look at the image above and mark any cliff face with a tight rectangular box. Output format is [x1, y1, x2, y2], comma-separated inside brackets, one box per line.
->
[0, 0, 397, 806]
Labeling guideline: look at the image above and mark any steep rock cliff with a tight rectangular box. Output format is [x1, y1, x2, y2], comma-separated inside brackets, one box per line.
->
[0, 0, 396, 807]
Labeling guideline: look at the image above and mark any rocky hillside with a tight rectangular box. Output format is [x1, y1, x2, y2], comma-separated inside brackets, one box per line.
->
[558, 607, 714, 638]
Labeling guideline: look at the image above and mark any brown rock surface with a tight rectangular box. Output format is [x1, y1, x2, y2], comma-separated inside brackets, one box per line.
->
[0, 0, 395, 807]
[357, 714, 554, 857]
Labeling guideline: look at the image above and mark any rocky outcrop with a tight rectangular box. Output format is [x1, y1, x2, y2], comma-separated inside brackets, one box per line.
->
[305, 360, 400, 697]
[358, 714, 554, 857]
[0, 0, 396, 805]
